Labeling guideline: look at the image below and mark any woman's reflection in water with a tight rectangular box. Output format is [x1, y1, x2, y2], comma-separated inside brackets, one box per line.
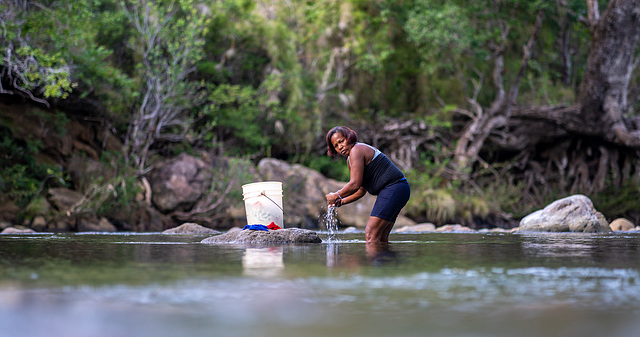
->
[326, 242, 397, 268]
[366, 242, 397, 266]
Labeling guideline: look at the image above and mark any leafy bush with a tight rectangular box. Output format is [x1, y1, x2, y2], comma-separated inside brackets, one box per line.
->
[0, 131, 66, 208]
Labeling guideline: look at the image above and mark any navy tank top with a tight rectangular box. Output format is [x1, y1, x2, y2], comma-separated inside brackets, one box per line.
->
[349, 144, 405, 195]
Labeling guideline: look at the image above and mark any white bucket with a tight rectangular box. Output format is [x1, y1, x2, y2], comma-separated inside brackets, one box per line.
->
[242, 181, 284, 228]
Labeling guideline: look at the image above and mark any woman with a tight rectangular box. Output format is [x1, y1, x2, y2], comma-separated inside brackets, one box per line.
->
[325, 126, 410, 243]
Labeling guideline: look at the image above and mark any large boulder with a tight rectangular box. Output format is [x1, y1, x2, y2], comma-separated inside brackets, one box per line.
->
[257, 158, 416, 229]
[518, 194, 611, 233]
[201, 227, 322, 244]
[147, 154, 260, 229]
[148, 153, 208, 212]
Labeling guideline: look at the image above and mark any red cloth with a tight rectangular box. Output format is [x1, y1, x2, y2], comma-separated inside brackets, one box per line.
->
[267, 222, 281, 230]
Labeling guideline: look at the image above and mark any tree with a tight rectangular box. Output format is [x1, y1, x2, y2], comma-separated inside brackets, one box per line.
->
[0, 0, 76, 107]
[121, 0, 210, 174]
[450, 0, 640, 207]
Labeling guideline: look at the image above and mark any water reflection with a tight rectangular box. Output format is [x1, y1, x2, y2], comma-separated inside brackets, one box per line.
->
[325, 241, 397, 268]
[517, 233, 640, 265]
[325, 242, 362, 269]
[242, 247, 284, 277]
[365, 242, 397, 266]
[522, 235, 597, 257]
[326, 242, 338, 268]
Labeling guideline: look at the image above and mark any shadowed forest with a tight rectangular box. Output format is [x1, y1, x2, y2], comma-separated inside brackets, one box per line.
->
[1, 0, 640, 228]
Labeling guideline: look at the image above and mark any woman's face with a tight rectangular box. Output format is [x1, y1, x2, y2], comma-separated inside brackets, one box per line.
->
[331, 132, 352, 157]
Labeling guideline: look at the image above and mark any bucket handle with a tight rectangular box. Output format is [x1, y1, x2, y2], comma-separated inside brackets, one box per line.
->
[260, 191, 284, 214]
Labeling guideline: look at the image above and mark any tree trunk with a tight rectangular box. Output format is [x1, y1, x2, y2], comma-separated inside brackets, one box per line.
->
[577, 0, 640, 147]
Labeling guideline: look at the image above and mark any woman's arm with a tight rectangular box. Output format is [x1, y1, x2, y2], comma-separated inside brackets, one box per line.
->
[337, 144, 367, 197]
[327, 186, 366, 207]
[339, 187, 366, 206]
[326, 144, 369, 207]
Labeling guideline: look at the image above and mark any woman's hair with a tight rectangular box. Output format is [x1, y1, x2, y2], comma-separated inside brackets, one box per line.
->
[326, 126, 358, 157]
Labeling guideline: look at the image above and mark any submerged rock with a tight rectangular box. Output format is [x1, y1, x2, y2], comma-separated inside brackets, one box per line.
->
[201, 227, 322, 244]
[518, 194, 611, 233]
[163, 222, 220, 234]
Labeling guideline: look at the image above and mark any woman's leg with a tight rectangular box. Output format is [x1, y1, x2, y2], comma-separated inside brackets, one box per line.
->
[365, 216, 393, 243]
[381, 221, 395, 242]
[367, 181, 409, 243]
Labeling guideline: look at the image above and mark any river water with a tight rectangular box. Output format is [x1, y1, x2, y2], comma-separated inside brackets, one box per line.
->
[1, 231, 640, 337]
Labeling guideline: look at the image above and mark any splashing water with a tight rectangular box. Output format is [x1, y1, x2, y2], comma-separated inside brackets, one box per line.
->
[323, 206, 339, 242]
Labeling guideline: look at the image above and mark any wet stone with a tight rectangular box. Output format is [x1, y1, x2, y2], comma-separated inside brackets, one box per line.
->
[201, 227, 322, 244]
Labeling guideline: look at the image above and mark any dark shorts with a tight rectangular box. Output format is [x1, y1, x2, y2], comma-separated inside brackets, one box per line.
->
[370, 178, 410, 222]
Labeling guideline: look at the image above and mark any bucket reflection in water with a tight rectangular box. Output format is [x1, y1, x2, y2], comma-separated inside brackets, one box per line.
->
[242, 247, 284, 277]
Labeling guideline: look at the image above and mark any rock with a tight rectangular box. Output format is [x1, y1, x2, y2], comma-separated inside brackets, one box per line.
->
[518, 194, 611, 233]
[49, 218, 74, 232]
[113, 204, 171, 232]
[393, 223, 436, 233]
[0, 201, 20, 224]
[31, 215, 47, 232]
[2, 227, 37, 234]
[47, 187, 83, 212]
[436, 224, 474, 232]
[163, 223, 220, 234]
[77, 216, 117, 232]
[148, 153, 207, 212]
[609, 218, 635, 231]
[201, 227, 322, 244]
[343, 226, 360, 233]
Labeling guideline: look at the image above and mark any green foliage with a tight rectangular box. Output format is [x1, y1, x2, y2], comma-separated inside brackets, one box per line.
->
[94, 175, 142, 218]
[406, 186, 457, 224]
[207, 0, 309, 154]
[304, 155, 350, 182]
[13, 46, 75, 99]
[0, 130, 66, 208]
[0, 0, 629, 228]
[202, 82, 274, 154]
[198, 157, 262, 222]
[0, 0, 135, 110]
[24, 197, 52, 220]
[589, 180, 640, 222]
[403, 2, 474, 73]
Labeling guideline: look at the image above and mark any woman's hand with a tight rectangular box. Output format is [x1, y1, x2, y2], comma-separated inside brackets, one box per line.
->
[326, 192, 342, 207]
